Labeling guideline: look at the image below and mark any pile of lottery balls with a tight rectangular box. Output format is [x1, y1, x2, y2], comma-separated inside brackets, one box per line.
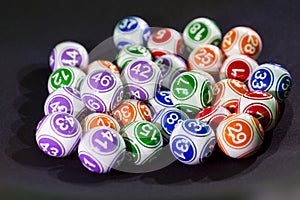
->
[36, 16, 292, 174]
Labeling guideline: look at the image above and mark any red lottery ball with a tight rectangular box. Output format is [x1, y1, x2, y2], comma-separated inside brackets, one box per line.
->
[237, 90, 279, 132]
[195, 106, 231, 131]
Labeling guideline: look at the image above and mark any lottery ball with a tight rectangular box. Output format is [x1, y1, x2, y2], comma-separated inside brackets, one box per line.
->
[188, 44, 224, 77]
[44, 87, 86, 121]
[48, 66, 86, 93]
[221, 26, 262, 60]
[191, 69, 216, 86]
[112, 99, 152, 127]
[170, 119, 216, 165]
[147, 28, 183, 58]
[219, 54, 258, 82]
[152, 107, 189, 142]
[36, 112, 82, 157]
[81, 113, 121, 133]
[195, 106, 231, 131]
[86, 60, 120, 78]
[170, 71, 213, 117]
[78, 127, 126, 173]
[115, 44, 152, 71]
[183, 17, 222, 52]
[113, 16, 151, 49]
[155, 54, 187, 89]
[147, 90, 174, 115]
[121, 121, 163, 165]
[237, 90, 279, 132]
[248, 63, 292, 102]
[212, 79, 248, 113]
[80, 69, 124, 113]
[121, 59, 162, 101]
[49, 41, 89, 71]
[216, 113, 264, 158]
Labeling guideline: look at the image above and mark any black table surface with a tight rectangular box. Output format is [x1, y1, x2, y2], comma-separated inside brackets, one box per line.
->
[1, 0, 300, 199]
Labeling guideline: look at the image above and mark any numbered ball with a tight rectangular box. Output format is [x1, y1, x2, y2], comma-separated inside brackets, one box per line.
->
[191, 69, 216, 86]
[48, 66, 86, 93]
[113, 16, 151, 49]
[248, 63, 292, 102]
[49, 41, 89, 71]
[44, 87, 86, 121]
[147, 90, 174, 115]
[155, 54, 187, 89]
[219, 54, 258, 82]
[195, 106, 231, 131]
[188, 44, 224, 76]
[112, 99, 152, 127]
[80, 69, 124, 113]
[212, 79, 248, 113]
[170, 119, 216, 165]
[147, 28, 183, 57]
[115, 44, 152, 71]
[121, 59, 162, 101]
[121, 121, 163, 165]
[78, 127, 126, 173]
[81, 113, 121, 133]
[221, 26, 262, 60]
[237, 90, 279, 132]
[183, 17, 222, 52]
[152, 107, 189, 142]
[86, 60, 120, 77]
[170, 71, 213, 117]
[35, 112, 82, 157]
[216, 113, 264, 158]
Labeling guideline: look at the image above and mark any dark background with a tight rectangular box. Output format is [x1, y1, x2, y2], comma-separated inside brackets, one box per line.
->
[0, 0, 299, 199]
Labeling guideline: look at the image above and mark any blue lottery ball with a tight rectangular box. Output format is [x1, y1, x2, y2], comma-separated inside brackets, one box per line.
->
[248, 63, 292, 102]
[147, 90, 174, 115]
[169, 119, 216, 165]
[152, 107, 189, 142]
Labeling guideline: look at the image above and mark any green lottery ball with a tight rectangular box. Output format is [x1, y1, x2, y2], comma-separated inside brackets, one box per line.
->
[170, 71, 213, 117]
[115, 44, 152, 71]
[121, 121, 163, 165]
[183, 17, 222, 52]
[48, 66, 86, 93]
[170, 119, 216, 165]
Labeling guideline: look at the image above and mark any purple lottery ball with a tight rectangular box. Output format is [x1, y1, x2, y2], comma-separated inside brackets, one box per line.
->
[128, 60, 154, 83]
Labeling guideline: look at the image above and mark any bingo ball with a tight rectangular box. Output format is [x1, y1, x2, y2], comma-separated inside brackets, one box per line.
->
[78, 127, 126, 173]
[155, 54, 187, 89]
[48, 66, 86, 93]
[80, 69, 124, 113]
[115, 44, 152, 71]
[212, 79, 248, 113]
[147, 90, 174, 115]
[113, 16, 151, 49]
[49, 41, 89, 71]
[191, 69, 216, 86]
[36, 112, 82, 157]
[86, 60, 120, 77]
[81, 113, 121, 133]
[221, 26, 262, 59]
[216, 113, 264, 158]
[248, 63, 292, 102]
[183, 17, 222, 52]
[112, 99, 152, 127]
[170, 71, 213, 117]
[147, 28, 183, 57]
[188, 44, 224, 77]
[219, 54, 259, 82]
[121, 59, 162, 101]
[170, 119, 216, 164]
[44, 87, 86, 121]
[152, 107, 189, 142]
[195, 106, 231, 131]
[237, 90, 279, 132]
[121, 121, 163, 165]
